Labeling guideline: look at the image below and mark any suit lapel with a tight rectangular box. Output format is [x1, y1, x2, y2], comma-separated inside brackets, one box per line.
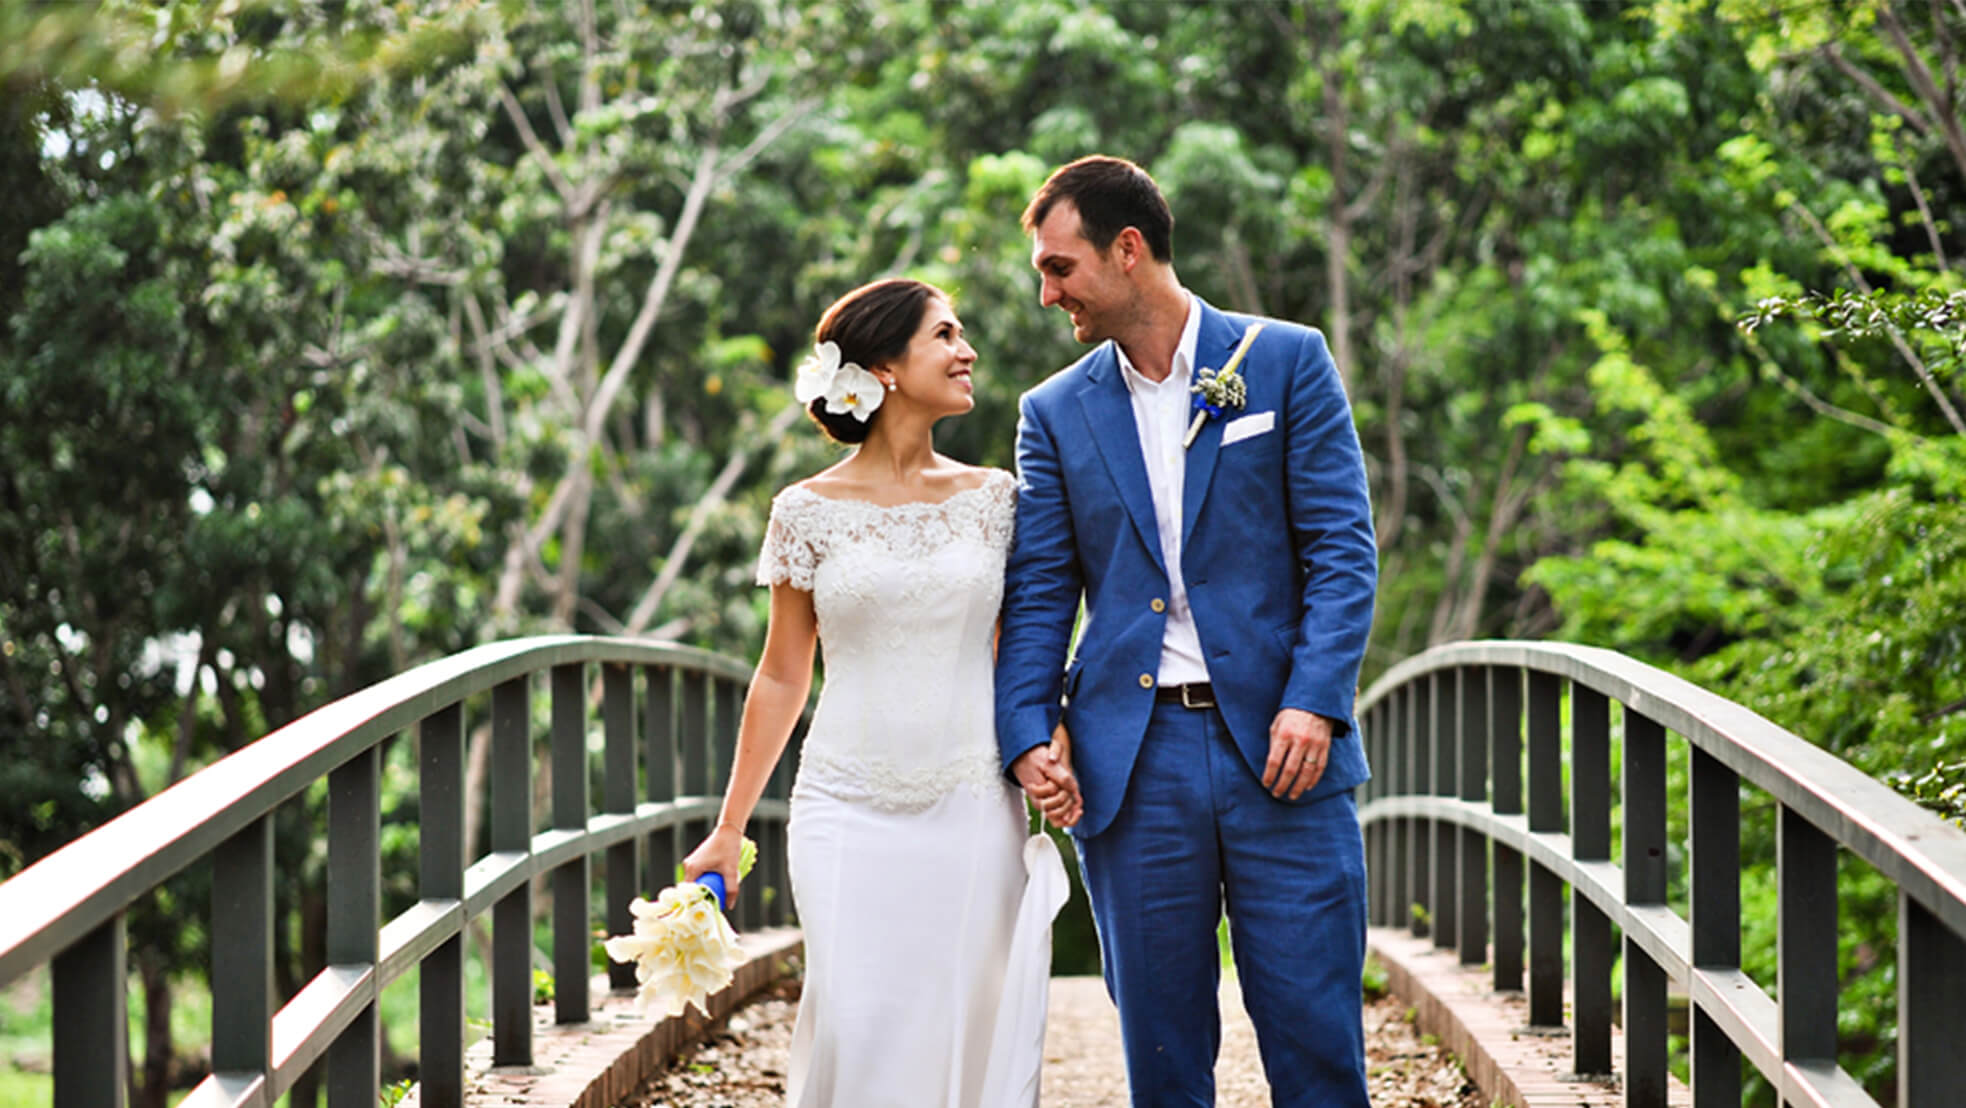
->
[1077, 346, 1166, 576]
[1180, 302, 1248, 548]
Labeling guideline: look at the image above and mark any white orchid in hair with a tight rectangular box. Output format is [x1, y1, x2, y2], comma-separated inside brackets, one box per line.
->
[794, 340, 846, 404]
[823, 363, 885, 422]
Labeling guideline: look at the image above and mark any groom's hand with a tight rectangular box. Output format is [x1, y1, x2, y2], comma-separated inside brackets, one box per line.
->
[1264, 708, 1332, 800]
[1013, 724, 1082, 828]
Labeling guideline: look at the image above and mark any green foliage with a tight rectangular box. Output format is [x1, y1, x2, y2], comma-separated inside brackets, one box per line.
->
[1361, 953, 1390, 1001]
[1743, 288, 1966, 380]
[3, 0, 1964, 1096]
[1893, 762, 1966, 829]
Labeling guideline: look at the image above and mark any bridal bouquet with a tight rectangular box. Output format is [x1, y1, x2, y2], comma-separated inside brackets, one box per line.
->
[604, 837, 757, 1018]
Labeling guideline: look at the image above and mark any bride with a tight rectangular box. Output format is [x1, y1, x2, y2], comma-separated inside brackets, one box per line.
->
[683, 277, 1076, 1107]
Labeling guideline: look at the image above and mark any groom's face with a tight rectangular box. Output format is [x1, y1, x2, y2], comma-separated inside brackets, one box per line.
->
[1030, 201, 1129, 345]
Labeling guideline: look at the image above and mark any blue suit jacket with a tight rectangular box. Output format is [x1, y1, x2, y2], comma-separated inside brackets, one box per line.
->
[995, 298, 1378, 839]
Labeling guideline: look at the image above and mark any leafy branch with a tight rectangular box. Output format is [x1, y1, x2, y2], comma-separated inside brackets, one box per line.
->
[1739, 288, 1966, 354]
[1738, 287, 1966, 436]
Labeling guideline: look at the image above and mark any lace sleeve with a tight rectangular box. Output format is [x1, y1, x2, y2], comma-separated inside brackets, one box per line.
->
[756, 490, 820, 590]
[984, 467, 1018, 551]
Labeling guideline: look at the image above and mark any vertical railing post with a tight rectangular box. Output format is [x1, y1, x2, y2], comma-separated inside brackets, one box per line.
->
[325, 744, 381, 1106]
[1688, 744, 1740, 1108]
[644, 666, 678, 896]
[1389, 684, 1410, 933]
[1388, 697, 1405, 929]
[1410, 677, 1433, 938]
[1491, 665, 1524, 993]
[1525, 669, 1565, 1028]
[419, 702, 467, 1108]
[1898, 896, 1966, 1106]
[53, 915, 128, 1108]
[1571, 685, 1612, 1075]
[1457, 665, 1488, 968]
[212, 816, 273, 1079]
[491, 676, 534, 1066]
[1622, 711, 1668, 1106]
[604, 663, 641, 992]
[1431, 669, 1459, 952]
[1778, 807, 1838, 1078]
[550, 663, 590, 1024]
[1376, 699, 1391, 927]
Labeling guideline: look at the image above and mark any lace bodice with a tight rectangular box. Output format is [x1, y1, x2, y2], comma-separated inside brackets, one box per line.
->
[757, 469, 1017, 811]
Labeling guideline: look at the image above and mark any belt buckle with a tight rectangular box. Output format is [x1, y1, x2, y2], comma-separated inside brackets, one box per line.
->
[1180, 683, 1214, 710]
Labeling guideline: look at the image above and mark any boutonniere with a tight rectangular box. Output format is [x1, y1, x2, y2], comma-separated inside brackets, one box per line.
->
[1183, 323, 1265, 448]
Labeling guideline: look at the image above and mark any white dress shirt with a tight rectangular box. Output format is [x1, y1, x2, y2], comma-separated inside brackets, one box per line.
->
[1114, 294, 1211, 686]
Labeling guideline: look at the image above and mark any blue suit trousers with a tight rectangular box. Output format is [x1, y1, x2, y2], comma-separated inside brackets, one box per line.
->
[1076, 699, 1371, 1108]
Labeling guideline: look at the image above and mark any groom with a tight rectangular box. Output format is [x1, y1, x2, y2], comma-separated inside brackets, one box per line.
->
[997, 155, 1377, 1107]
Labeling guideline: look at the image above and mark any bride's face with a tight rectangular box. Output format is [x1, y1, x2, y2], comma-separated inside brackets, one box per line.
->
[879, 297, 978, 417]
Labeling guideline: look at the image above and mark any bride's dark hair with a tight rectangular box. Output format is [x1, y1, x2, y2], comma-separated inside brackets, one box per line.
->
[807, 278, 944, 445]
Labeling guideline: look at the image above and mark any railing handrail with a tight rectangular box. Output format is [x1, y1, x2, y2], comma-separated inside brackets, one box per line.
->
[1359, 639, 1966, 937]
[0, 634, 748, 988]
[0, 633, 787, 1108]
[1357, 638, 1966, 1108]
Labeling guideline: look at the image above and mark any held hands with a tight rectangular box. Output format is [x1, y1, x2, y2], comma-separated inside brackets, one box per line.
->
[1263, 708, 1332, 800]
[1012, 723, 1082, 829]
[683, 823, 747, 901]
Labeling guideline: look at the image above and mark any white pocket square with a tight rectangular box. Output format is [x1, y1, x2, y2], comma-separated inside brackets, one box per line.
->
[1221, 411, 1275, 445]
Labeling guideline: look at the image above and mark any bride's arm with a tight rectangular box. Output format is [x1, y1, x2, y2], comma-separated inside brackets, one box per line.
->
[683, 582, 817, 896]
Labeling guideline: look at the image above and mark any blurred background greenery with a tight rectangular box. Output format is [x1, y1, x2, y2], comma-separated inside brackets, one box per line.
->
[1, 0, 1961, 1103]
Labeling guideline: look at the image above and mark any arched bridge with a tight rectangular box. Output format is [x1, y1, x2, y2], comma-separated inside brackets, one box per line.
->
[2, 636, 1963, 1107]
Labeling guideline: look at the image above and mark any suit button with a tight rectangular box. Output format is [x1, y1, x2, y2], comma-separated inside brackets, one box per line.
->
[1150, 598, 1166, 613]
[1138, 674, 1155, 689]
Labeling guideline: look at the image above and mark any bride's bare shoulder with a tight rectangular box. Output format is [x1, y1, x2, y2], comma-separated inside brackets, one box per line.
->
[939, 459, 1008, 493]
[786, 463, 867, 502]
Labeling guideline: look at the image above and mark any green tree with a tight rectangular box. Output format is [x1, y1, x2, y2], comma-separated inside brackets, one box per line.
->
[1520, 1, 1965, 1097]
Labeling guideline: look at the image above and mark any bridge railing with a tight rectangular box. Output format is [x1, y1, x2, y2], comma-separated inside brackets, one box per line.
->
[0, 635, 797, 1108]
[1358, 640, 1966, 1108]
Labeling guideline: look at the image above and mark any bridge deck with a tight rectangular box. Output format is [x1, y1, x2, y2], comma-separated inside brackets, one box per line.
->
[430, 927, 1616, 1108]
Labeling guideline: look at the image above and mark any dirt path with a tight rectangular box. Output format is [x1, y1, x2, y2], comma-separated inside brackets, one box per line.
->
[619, 975, 1483, 1107]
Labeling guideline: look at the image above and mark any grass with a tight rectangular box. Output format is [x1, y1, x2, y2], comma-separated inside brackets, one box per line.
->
[0, 945, 497, 1099]
[0, 1070, 52, 1106]
[0, 1071, 193, 1107]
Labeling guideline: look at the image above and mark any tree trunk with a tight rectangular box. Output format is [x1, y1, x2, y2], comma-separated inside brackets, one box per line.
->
[462, 719, 492, 867]
[287, 881, 330, 1108]
[1321, 50, 1356, 397]
[550, 465, 593, 629]
[129, 951, 172, 1108]
[1874, 2, 1966, 184]
[1376, 344, 1410, 552]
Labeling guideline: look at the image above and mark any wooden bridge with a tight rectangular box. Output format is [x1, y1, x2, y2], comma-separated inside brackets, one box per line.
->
[2, 635, 1963, 1107]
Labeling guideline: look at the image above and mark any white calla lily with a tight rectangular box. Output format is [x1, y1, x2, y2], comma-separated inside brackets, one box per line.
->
[603, 840, 759, 1019]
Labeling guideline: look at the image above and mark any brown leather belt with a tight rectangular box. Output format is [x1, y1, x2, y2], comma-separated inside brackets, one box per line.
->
[1154, 682, 1216, 709]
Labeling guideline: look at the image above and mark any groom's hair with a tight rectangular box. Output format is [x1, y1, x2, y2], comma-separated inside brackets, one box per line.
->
[1022, 156, 1174, 264]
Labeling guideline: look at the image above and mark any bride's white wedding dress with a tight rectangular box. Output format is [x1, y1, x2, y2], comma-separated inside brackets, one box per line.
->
[757, 468, 1067, 1108]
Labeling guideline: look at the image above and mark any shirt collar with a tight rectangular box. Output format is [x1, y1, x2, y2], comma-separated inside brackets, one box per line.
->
[1116, 292, 1201, 395]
